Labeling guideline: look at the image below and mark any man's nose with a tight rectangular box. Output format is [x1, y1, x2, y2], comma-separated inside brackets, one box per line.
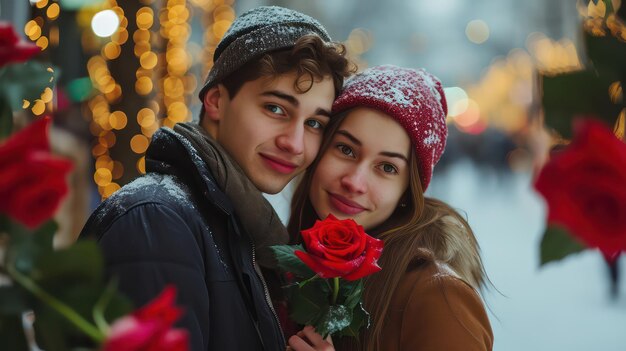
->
[276, 122, 305, 155]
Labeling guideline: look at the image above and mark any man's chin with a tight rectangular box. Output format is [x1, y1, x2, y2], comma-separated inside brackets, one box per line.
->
[253, 177, 290, 194]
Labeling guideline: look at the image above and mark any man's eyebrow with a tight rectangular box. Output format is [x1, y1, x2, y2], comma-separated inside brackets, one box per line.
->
[261, 90, 298, 107]
[316, 108, 331, 118]
[262, 90, 331, 118]
[336, 130, 408, 162]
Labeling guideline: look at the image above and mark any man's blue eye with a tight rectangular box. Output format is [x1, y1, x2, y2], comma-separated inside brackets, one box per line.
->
[266, 105, 285, 115]
[305, 119, 324, 129]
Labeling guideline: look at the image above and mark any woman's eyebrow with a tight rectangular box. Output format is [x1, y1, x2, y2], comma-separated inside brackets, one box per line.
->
[380, 151, 408, 163]
[337, 130, 408, 162]
[336, 130, 361, 146]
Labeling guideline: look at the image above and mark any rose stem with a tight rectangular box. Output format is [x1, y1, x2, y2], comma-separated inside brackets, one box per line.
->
[299, 274, 319, 288]
[331, 277, 340, 305]
[7, 263, 105, 343]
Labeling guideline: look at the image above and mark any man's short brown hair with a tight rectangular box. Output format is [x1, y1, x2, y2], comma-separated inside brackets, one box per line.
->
[199, 34, 354, 122]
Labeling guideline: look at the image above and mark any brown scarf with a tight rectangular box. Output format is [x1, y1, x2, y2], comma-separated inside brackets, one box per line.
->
[173, 122, 288, 267]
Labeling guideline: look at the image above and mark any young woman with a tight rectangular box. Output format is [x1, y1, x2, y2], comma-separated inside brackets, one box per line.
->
[286, 65, 493, 351]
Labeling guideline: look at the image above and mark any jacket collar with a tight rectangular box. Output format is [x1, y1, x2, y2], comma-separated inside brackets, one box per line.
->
[147, 123, 289, 266]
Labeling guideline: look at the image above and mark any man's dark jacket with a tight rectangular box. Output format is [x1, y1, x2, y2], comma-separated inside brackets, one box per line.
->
[80, 126, 286, 350]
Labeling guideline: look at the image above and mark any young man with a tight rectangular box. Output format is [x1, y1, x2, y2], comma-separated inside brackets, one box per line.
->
[79, 6, 352, 351]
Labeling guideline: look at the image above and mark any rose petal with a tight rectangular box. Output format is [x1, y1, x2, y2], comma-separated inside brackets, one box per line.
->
[295, 250, 341, 278]
[103, 316, 162, 351]
[343, 236, 384, 281]
[534, 118, 626, 256]
[0, 117, 50, 167]
[153, 329, 190, 351]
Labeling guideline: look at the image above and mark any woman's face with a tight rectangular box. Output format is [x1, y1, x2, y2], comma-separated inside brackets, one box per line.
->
[309, 107, 412, 231]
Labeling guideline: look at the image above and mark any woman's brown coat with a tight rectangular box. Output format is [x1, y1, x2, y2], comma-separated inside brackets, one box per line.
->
[378, 261, 493, 350]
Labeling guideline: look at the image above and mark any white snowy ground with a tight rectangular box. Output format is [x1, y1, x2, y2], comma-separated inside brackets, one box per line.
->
[265, 161, 626, 351]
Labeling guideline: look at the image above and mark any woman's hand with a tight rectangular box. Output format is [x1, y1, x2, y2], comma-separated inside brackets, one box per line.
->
[287, 326, 334, 351]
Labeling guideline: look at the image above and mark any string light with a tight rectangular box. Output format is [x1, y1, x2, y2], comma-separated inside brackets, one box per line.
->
[82, 0, 236, 197]
[158, 0, 194, 130]
[91, 9, 121, 37]
[24, 1, 59, 116]
[579, 0, 626, 40]
[86, 0, 129, 199]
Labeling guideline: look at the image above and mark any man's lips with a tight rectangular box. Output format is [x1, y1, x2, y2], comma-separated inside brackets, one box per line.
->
[259, 153, 298, 174]
[328, 192, 366, 215]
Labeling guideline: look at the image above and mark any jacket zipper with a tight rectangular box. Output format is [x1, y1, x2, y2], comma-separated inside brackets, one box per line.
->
[250, 239, 286, 347]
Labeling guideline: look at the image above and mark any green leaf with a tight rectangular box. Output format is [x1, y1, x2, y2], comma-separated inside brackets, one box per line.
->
[93, 278, 134, 332]
[540, 225, 586, 266]
[32, 306, 71, 351]
[314, 304, 352, 338]
[288, 279, 330, 326]
[338, 302, 370, 338]
[339, 280, 364, 309]
[270, 244, 316, 278]
[34, 240, 103, 287]
[8, 226, 55, 275]
[0, 286, 31, 315]
[0, 96, 12, 139]
[584, 30, 626, 79]
[0, 214, 9, 233]
[0, 314, 30, 351]
[0, 61, 59, 111]
[541, 70, 620, 138]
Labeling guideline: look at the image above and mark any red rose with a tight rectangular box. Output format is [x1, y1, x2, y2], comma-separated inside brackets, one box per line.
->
[102, 286, 189, 351]
[0, 22, 40, 67]
[534, 119, 626, 257]
[0, 117, 73, 228]
[295, 214, 383, 281]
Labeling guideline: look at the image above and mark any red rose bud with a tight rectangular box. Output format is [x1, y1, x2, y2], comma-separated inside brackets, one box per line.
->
[102, 286, 189, 351]
[0, 22, 40, 67]
[0, 117, 73, 228]
[534, 118, 626, 257]
[295, 214, 383, 281]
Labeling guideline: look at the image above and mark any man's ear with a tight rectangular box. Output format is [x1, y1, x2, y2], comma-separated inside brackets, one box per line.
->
[202, 85, 225, 122]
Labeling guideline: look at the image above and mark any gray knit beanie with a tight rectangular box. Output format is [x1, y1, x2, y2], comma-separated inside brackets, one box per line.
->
[198, 6, 332, 101]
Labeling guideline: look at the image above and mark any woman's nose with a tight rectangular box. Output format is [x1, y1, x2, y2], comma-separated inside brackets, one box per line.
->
[340, 166, 368, 194]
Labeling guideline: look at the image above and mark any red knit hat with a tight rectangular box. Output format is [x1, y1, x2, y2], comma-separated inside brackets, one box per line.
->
[332, 65, 448, 191]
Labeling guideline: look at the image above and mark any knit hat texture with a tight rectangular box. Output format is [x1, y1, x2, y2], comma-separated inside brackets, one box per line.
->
[332, 65, 448, 191]
[198, 6, 331, 101]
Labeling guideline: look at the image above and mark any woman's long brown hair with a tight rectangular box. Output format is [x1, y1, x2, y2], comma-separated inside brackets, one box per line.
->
[287, 111, 487, 351]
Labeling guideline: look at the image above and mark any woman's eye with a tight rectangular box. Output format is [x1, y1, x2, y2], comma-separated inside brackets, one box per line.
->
[265, 104, 285, 115]
[305, 119, 324, 130]
[380, 163, 398, 174]
[337, 144, 354, 157]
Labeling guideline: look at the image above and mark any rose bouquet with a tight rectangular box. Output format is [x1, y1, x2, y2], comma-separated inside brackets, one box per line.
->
[271, 214, 383, 338]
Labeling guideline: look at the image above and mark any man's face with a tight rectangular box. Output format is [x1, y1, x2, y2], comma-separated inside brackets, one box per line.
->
[209, 72, 335, 194]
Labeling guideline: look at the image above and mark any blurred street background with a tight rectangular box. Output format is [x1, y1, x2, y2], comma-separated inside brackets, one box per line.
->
[2, 0, 625, 349]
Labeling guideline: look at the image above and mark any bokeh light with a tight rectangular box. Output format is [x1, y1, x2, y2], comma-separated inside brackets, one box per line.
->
[466, 20, 490, 44]
[444, 87, 469, 117]
[92, 10, 120, 37]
